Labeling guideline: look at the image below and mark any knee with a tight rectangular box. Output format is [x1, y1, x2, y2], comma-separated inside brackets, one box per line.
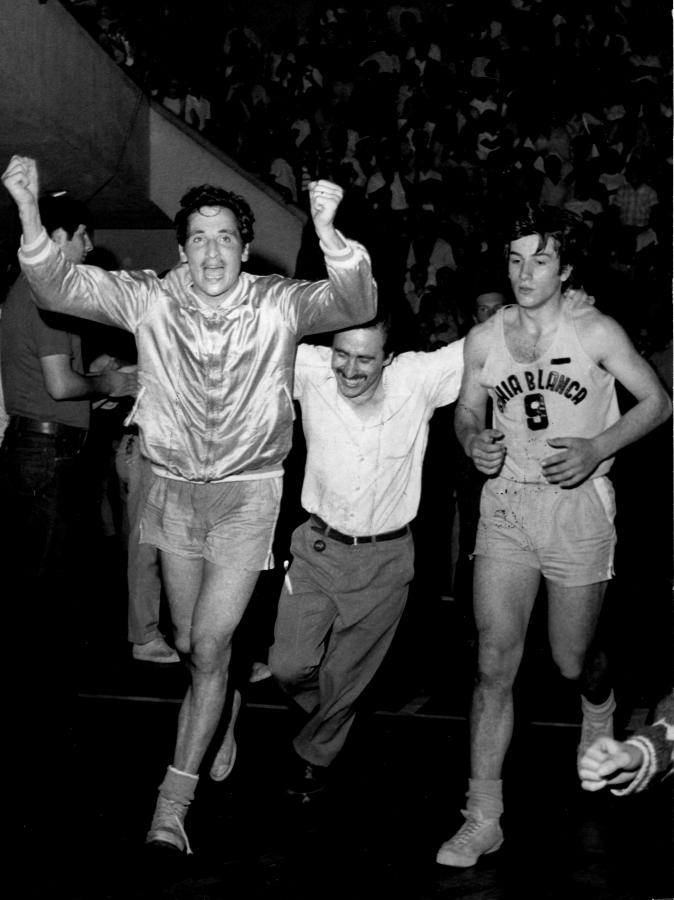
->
[268, 648, 315, 689]
[476, 639, 520, 691]
[188, 631, 234, 674]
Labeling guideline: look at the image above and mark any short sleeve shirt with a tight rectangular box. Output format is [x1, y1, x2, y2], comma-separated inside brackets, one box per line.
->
[0, 276, 89, 428]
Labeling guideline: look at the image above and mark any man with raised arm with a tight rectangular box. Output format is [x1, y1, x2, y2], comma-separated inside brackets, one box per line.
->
[2, 154, 377, 855]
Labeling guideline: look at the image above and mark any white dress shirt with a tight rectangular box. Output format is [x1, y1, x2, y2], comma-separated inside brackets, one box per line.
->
[294, 340, 465, 535]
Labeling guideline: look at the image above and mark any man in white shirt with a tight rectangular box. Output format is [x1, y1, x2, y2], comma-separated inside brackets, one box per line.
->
[268, 315, 464, 795]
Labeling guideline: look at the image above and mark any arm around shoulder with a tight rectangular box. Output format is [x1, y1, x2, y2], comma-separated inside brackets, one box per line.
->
[454, 322, 502, 464]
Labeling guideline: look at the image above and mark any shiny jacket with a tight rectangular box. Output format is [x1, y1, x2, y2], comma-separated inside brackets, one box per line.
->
[20, 230, 377, 482]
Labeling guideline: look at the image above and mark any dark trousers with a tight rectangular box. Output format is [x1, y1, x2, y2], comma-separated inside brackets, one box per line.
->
[269, 519, 415, 767]
[1, 423, 88, 801]
[0, 424, 86, 588]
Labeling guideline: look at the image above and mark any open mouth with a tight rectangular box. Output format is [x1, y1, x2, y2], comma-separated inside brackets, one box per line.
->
[203, 267, 225, 283]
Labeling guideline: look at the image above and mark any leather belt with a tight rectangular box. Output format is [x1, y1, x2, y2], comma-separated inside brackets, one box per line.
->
[310, 514, 409, 546]
[8, 415, 88, 439]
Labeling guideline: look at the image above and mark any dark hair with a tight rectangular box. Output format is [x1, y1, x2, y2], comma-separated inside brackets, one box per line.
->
[506, 203, 586, 288]
[39, 194, 92, 240]
[334, 311, 395, 356]
[174, 184, 255, 247]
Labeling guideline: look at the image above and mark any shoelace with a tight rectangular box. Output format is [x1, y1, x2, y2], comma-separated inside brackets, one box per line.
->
[579, 715, 614, 750]
[157, 798, 193, 856]
[451, 810, 491, 847]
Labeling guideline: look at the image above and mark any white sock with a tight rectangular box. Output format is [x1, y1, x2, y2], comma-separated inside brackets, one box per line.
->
[466, 778, 503, 820]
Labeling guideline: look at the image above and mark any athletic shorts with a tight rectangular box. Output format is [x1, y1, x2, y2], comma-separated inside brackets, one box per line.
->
[473, 474, 616, 587]
[140, 474, 282, 569]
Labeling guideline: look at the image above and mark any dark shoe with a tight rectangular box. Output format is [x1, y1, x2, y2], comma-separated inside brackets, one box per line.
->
[286, 751, 330, 796]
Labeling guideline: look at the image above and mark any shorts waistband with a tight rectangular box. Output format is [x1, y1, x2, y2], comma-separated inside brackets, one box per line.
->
[8, 415, 88, 439]
[310, 514, 409, 545]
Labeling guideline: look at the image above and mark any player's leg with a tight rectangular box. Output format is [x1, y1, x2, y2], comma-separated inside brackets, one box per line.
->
[545, 477, 617, 766]
[437, 555, 540, 867]
[547, 580, 615, 763]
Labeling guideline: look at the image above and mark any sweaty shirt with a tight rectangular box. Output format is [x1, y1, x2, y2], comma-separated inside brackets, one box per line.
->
[480, 305, 620, 484]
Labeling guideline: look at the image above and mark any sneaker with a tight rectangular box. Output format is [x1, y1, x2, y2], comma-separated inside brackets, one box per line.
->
[209, 736, 237, 782]
[132, 637, 180, 664]
[286, 752, 330, 796]
[436, 810, 503, 868]
[249, 661, 272, 683]
[146, 795, 192, 854]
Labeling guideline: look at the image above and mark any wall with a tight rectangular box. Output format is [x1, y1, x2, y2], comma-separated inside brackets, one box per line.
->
[149, 106, 306, 276]
[0, 0, 306, 278]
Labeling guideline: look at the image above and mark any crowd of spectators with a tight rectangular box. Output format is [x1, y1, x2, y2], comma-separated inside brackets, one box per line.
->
[65, 0, 671, 373]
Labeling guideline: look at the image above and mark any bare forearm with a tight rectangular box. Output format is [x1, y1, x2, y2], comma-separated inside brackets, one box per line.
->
[455, 401, 485, 455]
[45, 363, 134, 402]
[18, 200, 42, 244]
[315, 223, 346, 253]
[593, 393, 672, 461]
[47, 370, 113, 402]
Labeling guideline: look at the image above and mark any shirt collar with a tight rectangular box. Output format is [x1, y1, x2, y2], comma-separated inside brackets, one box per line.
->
[167, 262, 247, 313]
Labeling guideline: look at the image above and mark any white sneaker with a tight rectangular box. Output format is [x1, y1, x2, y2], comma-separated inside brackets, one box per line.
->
[146, 795, 192, 854]
[436, 810, 503, 867]
[132, 637, 179, 664]
[249, 661, 272, 683]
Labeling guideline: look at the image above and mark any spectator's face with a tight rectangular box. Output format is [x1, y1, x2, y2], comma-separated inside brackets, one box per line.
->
[475, 291, 505, 322]
[508, 235, 570, 309]
[53, 224, 93, 264]
[331, 325, 392, 404]
[180, 207, 249, 304]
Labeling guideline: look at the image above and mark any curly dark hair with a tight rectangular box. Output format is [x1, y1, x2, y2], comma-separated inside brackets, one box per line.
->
[505, 203, 587, 289]
[174, 184, 255, 247]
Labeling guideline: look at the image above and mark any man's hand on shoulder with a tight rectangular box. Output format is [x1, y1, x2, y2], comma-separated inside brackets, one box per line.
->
[563, 285, 595, 310]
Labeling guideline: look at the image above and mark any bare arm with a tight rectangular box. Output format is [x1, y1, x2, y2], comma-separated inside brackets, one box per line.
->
[308, 180, 347, 252]
[454, 323, 507, 476]
[3, 155, 152, 331]
[40, 355, 138, 401]
[2, 155, 41, 242]
[542, 311, 672, 486]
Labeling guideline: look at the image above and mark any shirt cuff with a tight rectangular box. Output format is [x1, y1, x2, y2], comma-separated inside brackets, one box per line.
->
[19, 227, 52, 263]
[320, 230, 357, 262]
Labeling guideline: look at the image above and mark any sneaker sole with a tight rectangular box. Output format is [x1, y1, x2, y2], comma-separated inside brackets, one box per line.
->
[133, 655, 180, 664]
[209, 741, 237, 782]
[285, 784, 327, 798]
[146, 831, 185, 852]
[436, 837, 503, 868]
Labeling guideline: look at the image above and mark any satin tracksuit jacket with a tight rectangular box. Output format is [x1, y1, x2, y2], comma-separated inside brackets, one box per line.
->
[19, 230, 377, 483]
